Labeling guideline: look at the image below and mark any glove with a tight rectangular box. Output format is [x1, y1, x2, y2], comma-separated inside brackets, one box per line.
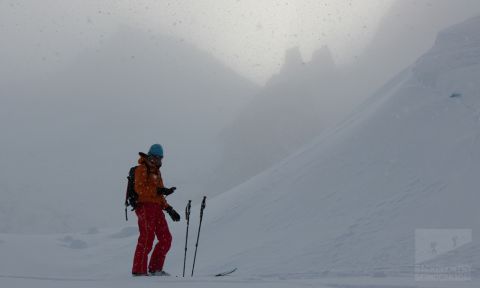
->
[157, 187, 176, 196]
[165, 206, 181, 222]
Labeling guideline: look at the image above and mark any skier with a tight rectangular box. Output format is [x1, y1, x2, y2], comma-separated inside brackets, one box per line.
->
[131, 144, 181, 276]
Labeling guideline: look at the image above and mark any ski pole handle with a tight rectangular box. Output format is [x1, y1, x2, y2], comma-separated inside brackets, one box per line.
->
[185, 200, 191, 222]
[201, 196, 206, 213]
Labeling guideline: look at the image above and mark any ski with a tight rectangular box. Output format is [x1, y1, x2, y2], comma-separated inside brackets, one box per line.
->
[215, 268, 237, 277]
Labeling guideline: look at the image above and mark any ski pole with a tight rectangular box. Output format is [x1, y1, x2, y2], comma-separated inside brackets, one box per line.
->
[191, 196, 206, 277]
[183, 200, 192, 277]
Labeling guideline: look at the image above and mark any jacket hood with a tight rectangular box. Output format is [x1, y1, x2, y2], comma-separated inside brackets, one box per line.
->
[138, 152, 148, 165]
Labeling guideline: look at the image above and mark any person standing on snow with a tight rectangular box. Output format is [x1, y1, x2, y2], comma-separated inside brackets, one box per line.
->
[132, 144, 181, 276]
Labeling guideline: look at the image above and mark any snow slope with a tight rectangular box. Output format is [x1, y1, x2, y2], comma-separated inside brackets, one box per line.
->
[179, 15, 480, 277]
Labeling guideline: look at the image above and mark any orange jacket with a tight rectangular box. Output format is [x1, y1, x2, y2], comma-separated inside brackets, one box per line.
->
[134, 155, 169, 209]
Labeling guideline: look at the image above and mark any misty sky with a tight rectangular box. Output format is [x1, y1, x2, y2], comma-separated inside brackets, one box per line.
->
[121, 0, 394, 83]
[1, 0, 393, 84]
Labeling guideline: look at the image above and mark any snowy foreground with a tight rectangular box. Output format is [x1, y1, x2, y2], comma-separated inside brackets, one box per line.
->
[0, 228, 478, 288]
[2, 14, 480, 288]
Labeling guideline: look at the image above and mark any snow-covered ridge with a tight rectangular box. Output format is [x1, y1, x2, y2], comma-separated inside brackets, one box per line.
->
[414, 16, 480, 90]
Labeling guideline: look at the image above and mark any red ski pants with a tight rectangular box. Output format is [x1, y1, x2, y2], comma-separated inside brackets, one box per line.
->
[132, 203, 172, 274]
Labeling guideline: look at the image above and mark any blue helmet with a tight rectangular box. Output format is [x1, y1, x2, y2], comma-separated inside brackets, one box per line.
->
[148, 144, 164, 157]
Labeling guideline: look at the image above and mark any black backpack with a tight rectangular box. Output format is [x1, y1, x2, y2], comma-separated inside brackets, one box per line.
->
[124, 166, 138, 221]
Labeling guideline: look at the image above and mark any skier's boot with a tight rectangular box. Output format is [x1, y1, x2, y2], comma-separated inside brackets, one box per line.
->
[132, 272, 148, 277]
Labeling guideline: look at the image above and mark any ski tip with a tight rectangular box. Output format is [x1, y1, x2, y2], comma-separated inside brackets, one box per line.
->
[215, 268, 237, 277]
